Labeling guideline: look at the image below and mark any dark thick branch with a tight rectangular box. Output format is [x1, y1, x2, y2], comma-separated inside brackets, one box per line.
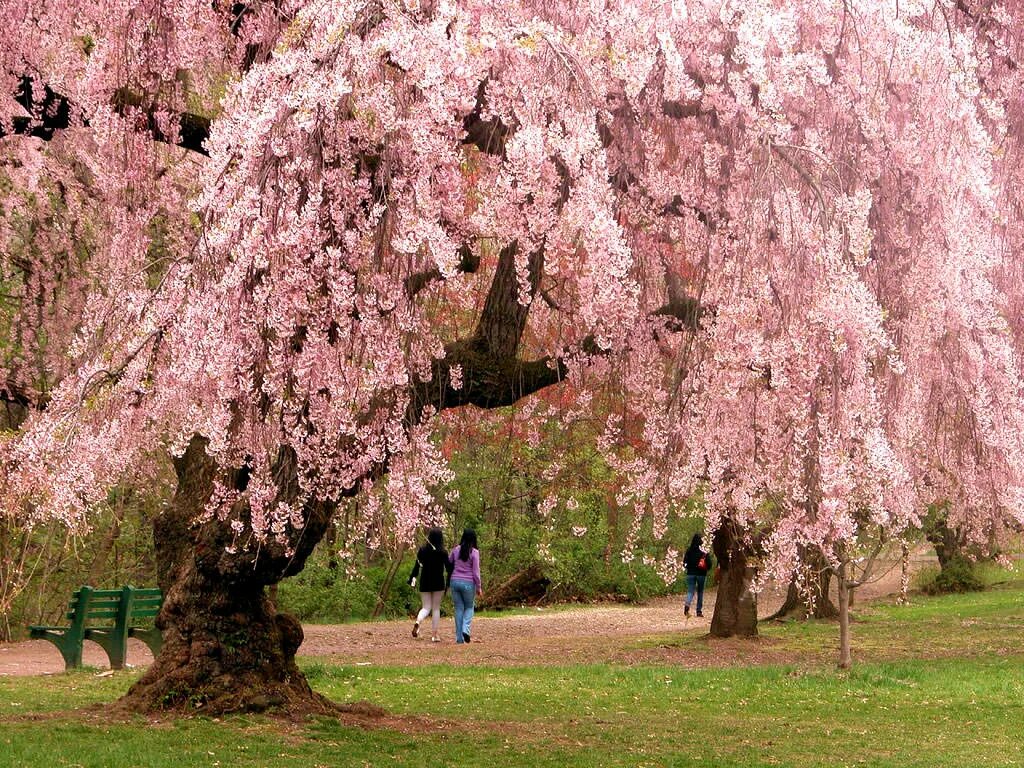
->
[662, 100, 711, 119]
[0, 380, 37, 410]
[411, 287, 703, 423]
[652, 295, 704, 332]
[1, 380, 41, 430]
[462, 80, 511, 156]
[112, 89, 211, 156]
[1, 76, 210, 155]
[416, 340, 562, 413]
[663, 194, 729, 233]
[473, 242, 544, 360]
[406, 237, 557, 420]
[0, 77, 74, 142]
[0, 376, 47, 409]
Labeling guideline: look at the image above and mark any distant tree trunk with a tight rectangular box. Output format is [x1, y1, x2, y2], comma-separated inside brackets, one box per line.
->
[765, 548, 838, 620]
[924, 503, 972, 572]
[1, 393, 34, 641]
[926, 518, 961, 569]
[709, 518, 758, 638]
[899, 542, 910, 604]
[121, 437, 339, 715]
[836, 560, 852, 669]
[325, 516, 339, 571]
[604, 487, 618, 567]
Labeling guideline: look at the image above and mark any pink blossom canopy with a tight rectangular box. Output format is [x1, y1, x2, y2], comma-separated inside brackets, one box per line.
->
[2, 0, 1022, 575]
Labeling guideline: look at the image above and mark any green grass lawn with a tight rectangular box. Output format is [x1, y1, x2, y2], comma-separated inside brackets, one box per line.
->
[2, 581, 1022, 768]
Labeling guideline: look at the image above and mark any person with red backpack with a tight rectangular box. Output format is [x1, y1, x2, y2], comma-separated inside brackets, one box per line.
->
[683, 533, 713, 618]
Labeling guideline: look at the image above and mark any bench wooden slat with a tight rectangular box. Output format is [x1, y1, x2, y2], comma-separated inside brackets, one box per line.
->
[69, 591, 122, 602]
[70, 602, 121, 610]
[71, 593, 121, 602]
[67, 605, 121, 615]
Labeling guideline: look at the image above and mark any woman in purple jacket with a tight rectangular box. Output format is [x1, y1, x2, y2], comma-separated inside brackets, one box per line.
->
[449, 528, 483, 644]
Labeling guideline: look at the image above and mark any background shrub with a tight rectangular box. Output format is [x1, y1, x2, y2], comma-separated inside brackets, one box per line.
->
[916, 556, 985, 595]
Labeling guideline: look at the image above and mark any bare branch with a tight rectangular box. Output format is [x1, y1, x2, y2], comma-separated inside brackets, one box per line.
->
[76, 329, 165, 409]
[771, 142, 830, 232]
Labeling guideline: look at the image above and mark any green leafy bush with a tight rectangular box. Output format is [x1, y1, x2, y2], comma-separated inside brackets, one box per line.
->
[917, 556, 985, 595]
[276, 555, 421, 623]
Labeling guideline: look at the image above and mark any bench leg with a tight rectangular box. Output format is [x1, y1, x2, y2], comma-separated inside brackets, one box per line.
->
[30, 633, 83, 670]
[66, 639, 84, 669]
[38, 635, 83, 670]
[129, 627, 163, 660]
[86, 629, 127, 670]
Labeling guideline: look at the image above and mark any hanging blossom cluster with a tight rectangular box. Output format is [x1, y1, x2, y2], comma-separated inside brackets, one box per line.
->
[0, 138, 91, 412]
[1, 0, 1022, 573]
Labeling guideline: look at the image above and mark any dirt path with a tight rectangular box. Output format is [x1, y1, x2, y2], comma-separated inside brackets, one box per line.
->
[0, 553, 931, 676]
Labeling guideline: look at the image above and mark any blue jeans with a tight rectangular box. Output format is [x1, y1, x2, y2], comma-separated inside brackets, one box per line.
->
[450, 579, 476, 643]
[686, 574, 706, 613]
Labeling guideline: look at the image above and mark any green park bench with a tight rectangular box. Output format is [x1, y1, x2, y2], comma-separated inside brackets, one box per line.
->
[28, 585, 163, 670]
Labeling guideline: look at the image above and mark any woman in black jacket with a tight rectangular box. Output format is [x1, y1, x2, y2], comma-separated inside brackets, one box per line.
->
[408, 527, 453, 642]
[683, 533, 713, 618]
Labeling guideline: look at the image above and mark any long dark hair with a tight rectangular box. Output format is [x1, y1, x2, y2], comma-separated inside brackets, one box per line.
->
[688, 533, 703, 553]
[457, 528, 478, 561]
[426, 527, 444, 550]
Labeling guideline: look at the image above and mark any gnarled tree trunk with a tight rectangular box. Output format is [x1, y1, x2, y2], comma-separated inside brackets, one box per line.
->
[709, 517, 758, 638]
[121, 437, 338, 715]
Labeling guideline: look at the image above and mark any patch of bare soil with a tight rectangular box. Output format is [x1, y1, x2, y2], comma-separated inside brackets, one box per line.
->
[0, 554, 933, 677]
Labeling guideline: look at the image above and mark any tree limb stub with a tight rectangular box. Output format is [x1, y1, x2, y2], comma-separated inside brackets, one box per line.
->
[403, 243, 481, 298]
[462, 80, 511, 156]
